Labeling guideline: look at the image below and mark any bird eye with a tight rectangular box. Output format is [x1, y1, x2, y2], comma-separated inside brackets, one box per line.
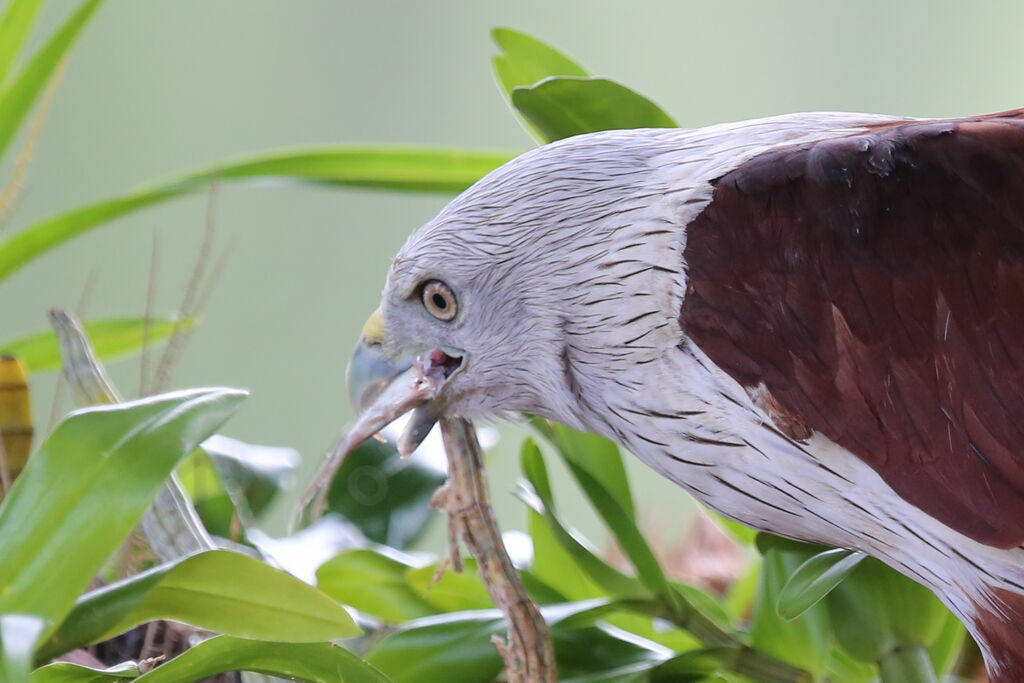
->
[421, 280, 457, 321]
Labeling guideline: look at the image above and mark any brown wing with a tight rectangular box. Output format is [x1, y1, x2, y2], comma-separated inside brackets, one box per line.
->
[680, 110, 1024, 548]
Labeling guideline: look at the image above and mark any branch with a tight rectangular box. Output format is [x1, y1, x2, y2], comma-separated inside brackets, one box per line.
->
[435, 417, 556, 683]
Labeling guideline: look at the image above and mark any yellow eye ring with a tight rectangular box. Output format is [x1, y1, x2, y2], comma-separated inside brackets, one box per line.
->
[422, 280, 457, 321]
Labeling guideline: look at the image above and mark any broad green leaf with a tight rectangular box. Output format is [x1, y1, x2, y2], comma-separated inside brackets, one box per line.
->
[327, 437, 444, 549]
[491, 27, 587, 141]
[517, 440, 643, 599]
[672, 583, 732, 633]
[0, 146, 513, 283]
[926, 609, 966, 676]
[492, 27, 588, 97]
[0, 388, 246, 638]
[551, 625, 670, 681]
[650, 647, 737, 682]
[825, 648, 877, 683]
[406, 560, 494, 613]
[177, 447, 244, 541]
[30, 661, 139, 683]
[528, 506, 605, 601]
[777, 548, 866, 619]
[0, 614, 45, 683]
[827, 557, 951, 664]
[0, 316, 196, 372]
[202, 434, 297, 517]
[531, 419, 633, 518]
[317, 548, 437, 623]
[367, 603, 670, 683]
[600, 610, 698, 653]
[512, 76, 677, 142]
[366, 610, 506, 683]
[180, 435, 299, 538]
[0, 0, 104, 161]
[130, 636, 390, 683]
[39, 550, 359, 662]
[0, 0, 46, 87]
[751, 548, 832, 677]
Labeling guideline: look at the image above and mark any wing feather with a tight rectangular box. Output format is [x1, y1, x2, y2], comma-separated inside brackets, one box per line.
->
[680, 110, 1024, 547]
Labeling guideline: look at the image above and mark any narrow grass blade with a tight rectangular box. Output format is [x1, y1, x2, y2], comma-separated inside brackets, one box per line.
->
[0, 146, 513, 283]
[0, 0, 104, 160]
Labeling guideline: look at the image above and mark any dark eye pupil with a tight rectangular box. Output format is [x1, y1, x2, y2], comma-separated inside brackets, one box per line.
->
[432, 293, 448, 310]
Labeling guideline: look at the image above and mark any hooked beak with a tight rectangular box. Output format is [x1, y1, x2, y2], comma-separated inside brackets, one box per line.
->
[298, 307, 464, 520]
[346, 309, 464, 449]
[346, 308, 411, 412]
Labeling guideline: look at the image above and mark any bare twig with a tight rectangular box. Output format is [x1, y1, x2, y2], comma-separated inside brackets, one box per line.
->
[195, 234, 236, 315]
[140, 232, 160, 397]
[0, 58, 67, 230]
[436, 418, 557, 683]
[151, 182, 220, 394]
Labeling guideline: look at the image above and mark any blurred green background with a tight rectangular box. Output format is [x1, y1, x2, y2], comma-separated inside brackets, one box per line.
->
[3, 0, 1021, 545]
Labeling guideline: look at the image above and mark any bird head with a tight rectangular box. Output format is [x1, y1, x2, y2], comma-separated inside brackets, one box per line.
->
[346, 130, 689, 453]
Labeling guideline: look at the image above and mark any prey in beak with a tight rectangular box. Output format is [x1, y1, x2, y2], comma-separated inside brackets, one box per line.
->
[296, 308, 463, 520]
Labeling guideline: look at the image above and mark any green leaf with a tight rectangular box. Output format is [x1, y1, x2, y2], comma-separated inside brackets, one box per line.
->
[825, 648, 877, 683]
[326, 437, 445, 549]
[0, 0, 104, 161]
[516, 440, 644, 599]
[0, 0, 46, 87]
[185, 434, 299, 533]
[777, 548, 866, 619]
[129, 636, 391, 683]
[492, 27, 588, 96]
[551, 625, 670, 681]
[491, 27, 588, 141]
[0, 614, 45, 683]
[511, 76, 676, 142]
[751, 547, 832, 677]
[0, 146, 513, 283]
[827, 557, 952, 664]
[0, 316, 196, 372]
[34, 640, 390, 682]
[0, 388, 246, 638]
[366, 610, 506, 683]
[405, 560, 495, 613]
[30, 661, 139, 683]
[926, 610, 966, 677]
[650, 647, 737, 682]
[528, 506, 605, 601]
[531, 419, 633, 519]
[317, 548, 438, 623]
[367, 603, 670, 683]
[39, 550, 360, 662]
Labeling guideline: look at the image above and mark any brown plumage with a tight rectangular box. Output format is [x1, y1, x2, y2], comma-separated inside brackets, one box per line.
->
[681, 110, 1024, 675]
